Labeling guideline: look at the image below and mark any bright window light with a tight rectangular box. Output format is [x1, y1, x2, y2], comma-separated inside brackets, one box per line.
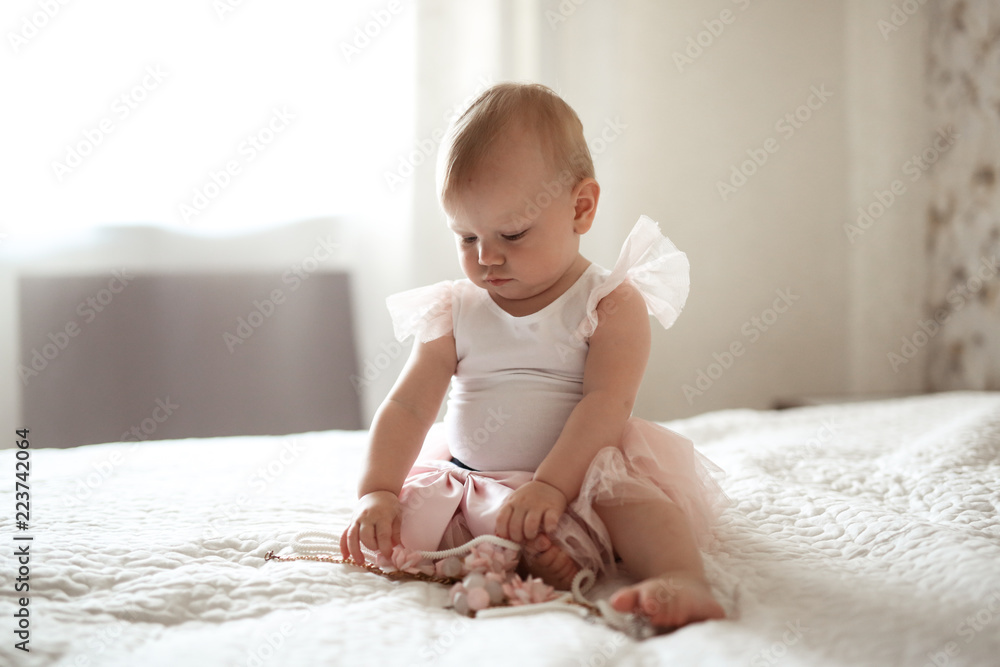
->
[1, 0, 415, 236]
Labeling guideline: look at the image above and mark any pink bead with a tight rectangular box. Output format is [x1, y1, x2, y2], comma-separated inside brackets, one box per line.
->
[463, 573, 485, 589]
[466, 587, 491, 611]
[439, 556, 463, 578]
[452, 590, 470, 616]
[485, 578, 505, 604]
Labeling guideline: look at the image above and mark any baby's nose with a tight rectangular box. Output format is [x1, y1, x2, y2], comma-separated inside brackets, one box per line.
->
[478, 242, 503, 266]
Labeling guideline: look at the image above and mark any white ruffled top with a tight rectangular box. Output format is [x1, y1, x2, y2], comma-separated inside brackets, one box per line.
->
[385, 216, 690, 471]
[387, 215, 689, 344]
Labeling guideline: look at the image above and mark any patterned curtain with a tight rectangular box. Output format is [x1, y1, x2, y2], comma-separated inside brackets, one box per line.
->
[926, 0, 1000, 390]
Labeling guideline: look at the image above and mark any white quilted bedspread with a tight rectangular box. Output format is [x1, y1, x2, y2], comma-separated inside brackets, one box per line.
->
[2, 391, 999, 666]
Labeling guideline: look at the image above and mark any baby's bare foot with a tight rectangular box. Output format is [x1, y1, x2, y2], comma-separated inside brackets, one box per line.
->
[610, 572, 725, 629]
[521, 534, 580, 590]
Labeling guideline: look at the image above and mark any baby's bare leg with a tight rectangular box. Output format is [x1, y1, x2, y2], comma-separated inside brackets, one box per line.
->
[596, 498, 724, 629]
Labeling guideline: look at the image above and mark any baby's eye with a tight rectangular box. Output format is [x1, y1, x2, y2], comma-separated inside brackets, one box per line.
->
[460, 236, 477, 245]
[502, 231, 526, 241]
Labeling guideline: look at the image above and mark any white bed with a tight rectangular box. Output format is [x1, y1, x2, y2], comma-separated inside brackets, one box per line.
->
[3, 391, 999, 666]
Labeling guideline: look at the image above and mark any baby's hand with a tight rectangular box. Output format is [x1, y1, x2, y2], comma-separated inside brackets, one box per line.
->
[339, 490, 402, 566]
[495, 480, 567, 543]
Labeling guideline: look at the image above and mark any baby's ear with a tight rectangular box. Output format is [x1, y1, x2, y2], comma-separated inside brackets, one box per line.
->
[572, 178, 600, 233]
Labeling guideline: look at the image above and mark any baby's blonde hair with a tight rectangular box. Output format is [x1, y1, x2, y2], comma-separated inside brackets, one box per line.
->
[437, 82, 594, 209]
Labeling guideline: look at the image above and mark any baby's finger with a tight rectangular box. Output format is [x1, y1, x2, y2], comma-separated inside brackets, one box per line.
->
[523, 510, 541, 541]
[346, 526, 365, 565]
[352, 533, 366, 565]
[375, 521, 394, 557]
[495, 505, 512, 539]
[542, 507, 561, 535]
[359, 522, 377, 554]
[339, 528, 350, 560]
[391, 516, 402, 547]
[508, 507, 527, 543]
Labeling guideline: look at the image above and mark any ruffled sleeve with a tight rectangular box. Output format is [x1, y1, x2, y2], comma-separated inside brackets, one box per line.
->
[385, 280, 454, 343]
[579, 215, 690, 338]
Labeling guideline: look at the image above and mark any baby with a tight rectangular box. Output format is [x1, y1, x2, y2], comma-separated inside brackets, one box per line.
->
[340, 82, 726, 629]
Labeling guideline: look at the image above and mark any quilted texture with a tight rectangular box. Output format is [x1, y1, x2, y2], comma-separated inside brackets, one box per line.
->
[1, 391, 999, 666]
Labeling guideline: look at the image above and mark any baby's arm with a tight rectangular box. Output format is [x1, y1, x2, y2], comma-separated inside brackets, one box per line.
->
[495, 282, 651, 542]
[339, 334, 456, 564]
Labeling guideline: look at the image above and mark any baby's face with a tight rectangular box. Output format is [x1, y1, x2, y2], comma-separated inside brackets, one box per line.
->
[445, 125, 587, 307]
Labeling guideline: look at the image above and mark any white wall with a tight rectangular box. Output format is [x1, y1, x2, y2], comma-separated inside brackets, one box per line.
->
[845, 0, 930, 396]
[543, 1, 853, 419]
[4, 1, 941, 437]
[407, 0, 936, 421]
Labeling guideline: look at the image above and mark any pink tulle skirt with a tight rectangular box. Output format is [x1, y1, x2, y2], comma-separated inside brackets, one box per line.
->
[398, 418, 728, 576]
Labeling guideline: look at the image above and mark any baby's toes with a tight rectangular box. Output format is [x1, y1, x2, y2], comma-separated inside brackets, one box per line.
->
[610, 586, 640, 613]
[521, 534, 580, 590]
[626, 575, 725, 629]
[641, 579, 682, 617]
